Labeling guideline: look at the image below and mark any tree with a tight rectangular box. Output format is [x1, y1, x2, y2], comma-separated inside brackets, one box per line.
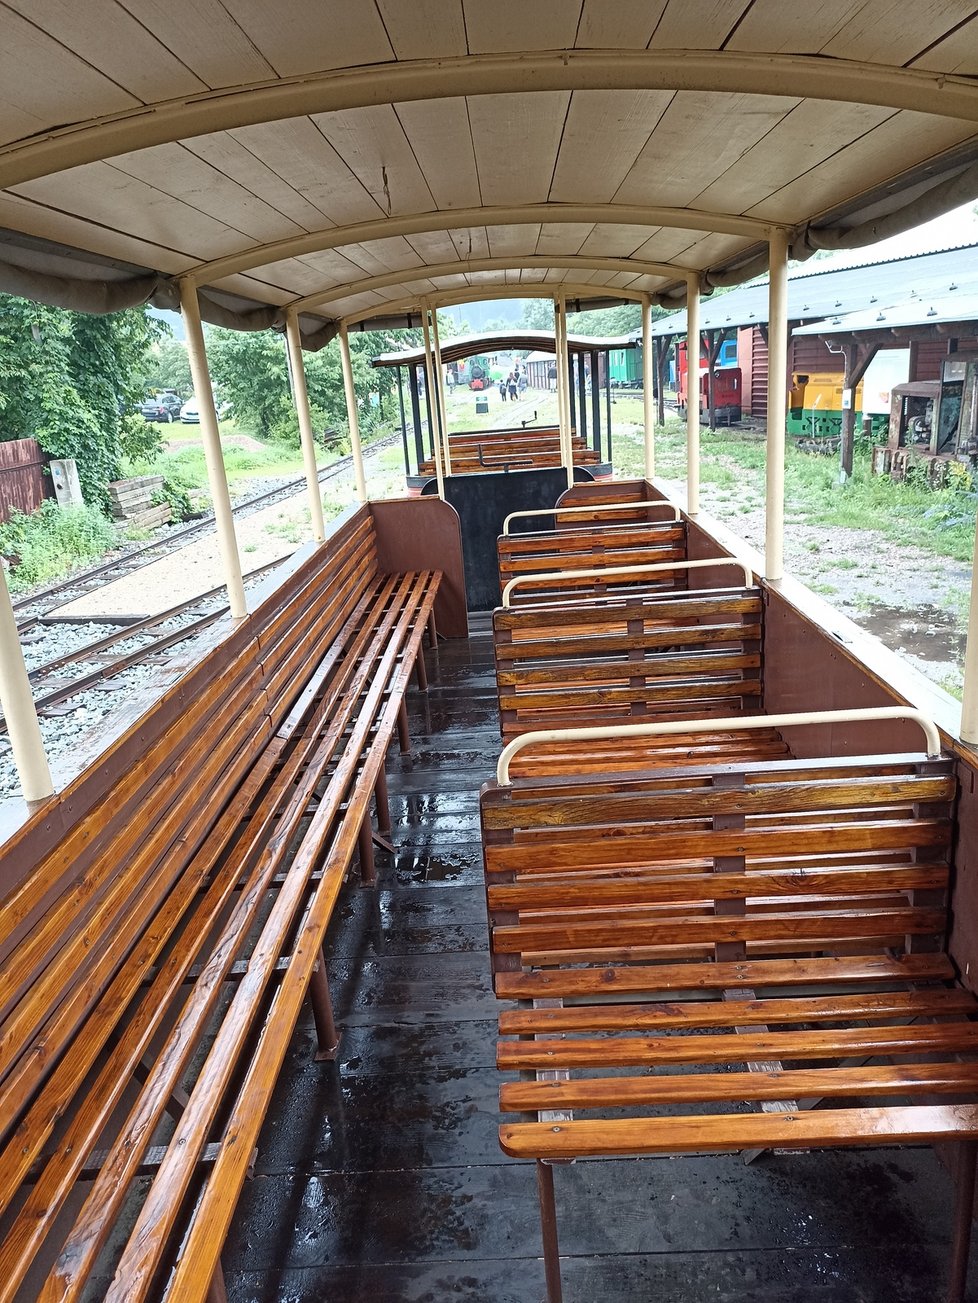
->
[520, 299, 556, 331]
[0, 298, 164, 505]
[142, 337, 192, 395]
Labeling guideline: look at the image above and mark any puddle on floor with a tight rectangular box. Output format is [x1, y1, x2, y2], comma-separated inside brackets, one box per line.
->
[843, 602, 965, 667]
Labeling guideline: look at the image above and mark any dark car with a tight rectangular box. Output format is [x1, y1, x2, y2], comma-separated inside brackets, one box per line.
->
[140, 393, 182, 423]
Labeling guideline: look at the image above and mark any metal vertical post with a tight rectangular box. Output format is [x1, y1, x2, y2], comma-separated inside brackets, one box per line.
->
[576, 348, 588, 449]
[685, 273, 701, 517]
[766, 228, 790, 581]
[0, 563, 52, 802]
[553, 295, 573, 488]
[431, 308, 453, 475]
[568, 351, 578, 443]
[421, 306, 445, 499]
[338, 323, 367, 503]
[284, 308, 326, 543]
[178, 279, 246, 619]
[589, 349, 601, 454]
[396, 366, 409, 475]
[408, 365, 424, 468]
[642, 294, 655, 481]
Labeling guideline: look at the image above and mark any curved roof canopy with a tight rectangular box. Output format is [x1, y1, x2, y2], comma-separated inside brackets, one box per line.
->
[371, 329, 636, 368]
[3, 2, 978, 346]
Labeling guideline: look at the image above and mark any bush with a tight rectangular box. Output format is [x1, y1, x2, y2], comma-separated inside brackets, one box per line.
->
[0, 501, 117, 590]
[151, 477, 194, 522]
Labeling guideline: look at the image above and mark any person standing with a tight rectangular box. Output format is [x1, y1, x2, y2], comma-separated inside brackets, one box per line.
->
[508, 372, 518, 402]
[498, 376, 507, 402]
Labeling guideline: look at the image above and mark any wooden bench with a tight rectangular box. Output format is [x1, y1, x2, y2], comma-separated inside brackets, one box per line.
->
[481, 710, 978, 1303]
[418, 427, 599, 477]
[0, 509, 441, 1300]
[497, 507, 687, 608]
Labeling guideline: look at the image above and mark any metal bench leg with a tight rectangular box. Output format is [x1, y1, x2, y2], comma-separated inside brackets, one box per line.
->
[949, 1139, 977, 1303]
[397, 700, 411, 753]
[415, 647, 429, 691]
[309, 955, 341, 1061]
[375, 766, 392, 837]
[206, 1260, 228, 1303]
[537, 1160, 563, 1303]
[358, 811, 377, 887]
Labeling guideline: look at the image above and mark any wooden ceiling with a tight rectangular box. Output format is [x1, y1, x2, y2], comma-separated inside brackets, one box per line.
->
[2, 0, 978, 339]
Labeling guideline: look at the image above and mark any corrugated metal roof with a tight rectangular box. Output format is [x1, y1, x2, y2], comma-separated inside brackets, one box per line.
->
[793, 292, 978, 335]
[648, 243, 978, 339]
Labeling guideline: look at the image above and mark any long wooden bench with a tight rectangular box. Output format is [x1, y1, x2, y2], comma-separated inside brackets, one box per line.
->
[493, 560, 762, 740]
[481, 710, 978, 1303]
[497, 507, 687, 608]
[419, 426, 599, 477]
[0, 509, 441, 1300]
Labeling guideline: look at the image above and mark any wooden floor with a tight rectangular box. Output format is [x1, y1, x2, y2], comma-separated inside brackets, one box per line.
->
[224, 616, 977, 1302]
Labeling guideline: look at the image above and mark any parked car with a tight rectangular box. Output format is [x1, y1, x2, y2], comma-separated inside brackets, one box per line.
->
[180, 399, 200, 424]
[140, 392, 182, 422]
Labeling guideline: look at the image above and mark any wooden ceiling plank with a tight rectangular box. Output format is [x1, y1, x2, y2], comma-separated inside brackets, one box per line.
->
[295, 249, 371, 281]
[461, 0, 583, 53]
[448, 227, 492, 260]
[118, 0, 278, 87]
[0, 6, 138, 147]
[649, 0, 752, 50]
[819, 0, 972, 65]
[578, 223, 662, 257]
[311, 104, 437, 217]
[747, 110, 978, 223]
[550, 89, 674, 204]
[576, 0, 669, 48]
[228, 118, 383, 226]
[0, 191, 193, 276]
[404, 229, 466, 264]
[535, 223, 596, 255]
[217, 0, 394, 77]
[692, 99, 896, 215]
[485, 224, 543, 257]
[184, 133, 333, 232]
[334, 238, 425, 278]
[109, 143, 306, 245]
[210, 273, 292, 303]
[912, 14, 978, 73]
[376, 0, 467, 58]
[725, 0, 872, 55]
[4, 0, 208, 102]
[12, 164, 259, 262]
[613, 90, 800, 210]
[394, 98, 482, 211]
[468, 91, 571, 207]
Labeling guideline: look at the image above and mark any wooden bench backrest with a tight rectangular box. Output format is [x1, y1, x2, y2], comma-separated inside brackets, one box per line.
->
[0, 509, 382, 1137]
[492, 586, 763, 735]
[497, 519, 687, 605]
[481, 754, 956, 983]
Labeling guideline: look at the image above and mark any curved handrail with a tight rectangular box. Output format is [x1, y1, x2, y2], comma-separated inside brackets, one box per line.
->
[502, 499, 680, 534]
[501, 556, 753, 607]
[495, 707, 943, 784]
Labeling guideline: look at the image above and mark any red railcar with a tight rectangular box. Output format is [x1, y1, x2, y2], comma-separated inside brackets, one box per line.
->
[677, 339, 742, 420]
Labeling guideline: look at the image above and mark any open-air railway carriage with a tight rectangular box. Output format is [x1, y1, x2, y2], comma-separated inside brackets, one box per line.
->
[4, 4, 978, 1300]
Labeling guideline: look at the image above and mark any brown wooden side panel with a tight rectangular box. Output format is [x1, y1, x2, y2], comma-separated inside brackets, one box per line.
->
[369, 497, 468, 636]
[0, 438, 52, 523]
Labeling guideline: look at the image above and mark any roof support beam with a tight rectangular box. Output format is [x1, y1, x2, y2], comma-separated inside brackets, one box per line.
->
[341, 282, 647, 329]
[289, 255, 688, 314]
[195, 203, 775, 289]
[3, 50, 978, 192]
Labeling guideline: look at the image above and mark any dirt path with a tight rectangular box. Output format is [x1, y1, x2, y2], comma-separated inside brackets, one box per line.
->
[658, 466, 971, 697]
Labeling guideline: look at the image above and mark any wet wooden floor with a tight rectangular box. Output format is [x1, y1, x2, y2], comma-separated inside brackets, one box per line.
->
[225, 617, 975, 1302]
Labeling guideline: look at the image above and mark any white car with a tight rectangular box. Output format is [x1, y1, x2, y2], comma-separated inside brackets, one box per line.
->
[180, 399, 199, 423]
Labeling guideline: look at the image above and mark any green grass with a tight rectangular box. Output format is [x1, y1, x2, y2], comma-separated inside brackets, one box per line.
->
[0, 502, 118, 591]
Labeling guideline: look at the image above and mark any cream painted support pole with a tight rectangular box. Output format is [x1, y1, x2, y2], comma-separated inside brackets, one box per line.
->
[685, 273, 700, 516]
[554, 294, 574, 489]
[430, 308, 452, 475]
[338, 323, 367, 503]
[765, 228, 790, 582]
[642, 294, 655, 481]
[284, 309, 326, 542]
[961, 577, 978, 742]
[420, 307, 445, 499]
[0, 564, 52, 802]
[178, 279, 247, 619]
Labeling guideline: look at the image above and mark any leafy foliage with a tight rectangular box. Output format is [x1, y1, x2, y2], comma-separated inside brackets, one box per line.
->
[142, 336, 193, 395]
[0, 501, 116, 589]
[0, 297, 165, 507]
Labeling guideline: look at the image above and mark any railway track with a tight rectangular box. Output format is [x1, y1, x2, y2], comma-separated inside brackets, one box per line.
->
[0, 435, 397, 750]
[12, 435, 396, 627]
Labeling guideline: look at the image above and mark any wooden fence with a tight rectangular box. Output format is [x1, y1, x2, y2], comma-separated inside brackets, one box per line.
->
[0, 439, 52, 524]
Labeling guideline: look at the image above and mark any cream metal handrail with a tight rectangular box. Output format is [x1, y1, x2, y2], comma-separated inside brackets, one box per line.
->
[502, 500, 681, 534]
[495, 707, 943, 784]
[501, 556, 753, 608]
